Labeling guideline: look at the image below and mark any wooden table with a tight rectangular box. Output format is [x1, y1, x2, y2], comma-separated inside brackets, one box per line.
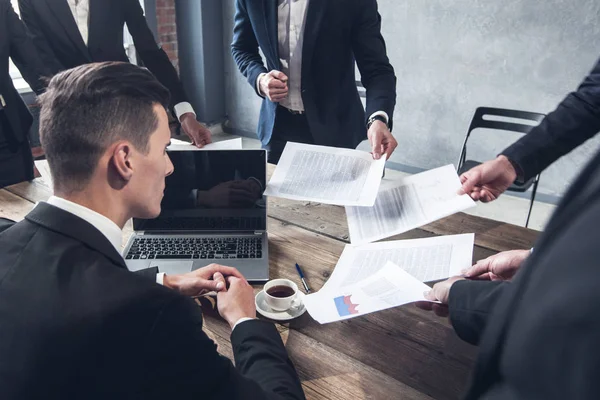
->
[0, 165, 539, 400]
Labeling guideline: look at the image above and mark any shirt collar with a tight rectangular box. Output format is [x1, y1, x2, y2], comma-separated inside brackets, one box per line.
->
[45, 196, 123, 253]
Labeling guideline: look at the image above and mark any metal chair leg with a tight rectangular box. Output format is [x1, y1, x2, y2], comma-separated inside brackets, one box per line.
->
[525, 176, 540, 228]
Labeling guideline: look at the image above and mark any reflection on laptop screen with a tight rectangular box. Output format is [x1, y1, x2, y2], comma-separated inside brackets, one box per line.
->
[133, 150, 267, 232]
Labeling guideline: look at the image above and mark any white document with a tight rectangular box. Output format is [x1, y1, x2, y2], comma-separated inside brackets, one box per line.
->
[304, 262, 434, 324]
[321, 234, 474, 293]
[346, 164, 476, 245]
[167, 137, 243, 151]
[264, 142, 386, 206]
[34, 160, 53, 190]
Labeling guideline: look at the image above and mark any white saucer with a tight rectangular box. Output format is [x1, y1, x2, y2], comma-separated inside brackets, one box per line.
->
[255, 290, 307, 321]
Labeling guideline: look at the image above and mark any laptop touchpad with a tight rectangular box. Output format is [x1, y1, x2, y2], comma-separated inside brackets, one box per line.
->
[151, 261, 194, 275]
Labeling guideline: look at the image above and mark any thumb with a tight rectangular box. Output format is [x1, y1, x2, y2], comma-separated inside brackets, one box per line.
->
[271, 70, 288, 82]
[462, 259, 491, 278]
[370, 130, 382, 160]
[213, 272, 226, 292]
[457, 169, 480, 196]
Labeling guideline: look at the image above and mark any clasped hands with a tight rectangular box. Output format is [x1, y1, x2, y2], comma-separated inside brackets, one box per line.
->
[164, 264, 257, 329]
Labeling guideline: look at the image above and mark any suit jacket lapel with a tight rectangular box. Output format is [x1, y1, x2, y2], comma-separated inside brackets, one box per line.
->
[25, 202, 127, 269]
[45, 0, 91, 62]
[262, 0, 279, 64]
[301, 0, 326, 78]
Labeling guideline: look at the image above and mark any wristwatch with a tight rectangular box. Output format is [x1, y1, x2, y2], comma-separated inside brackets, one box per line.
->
[367, 114, 388, 130]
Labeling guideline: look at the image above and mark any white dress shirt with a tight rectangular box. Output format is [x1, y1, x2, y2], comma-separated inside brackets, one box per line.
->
[45, 196, 253, 330]
[66, 0, 195, 122]
[258, 0, 389, 124]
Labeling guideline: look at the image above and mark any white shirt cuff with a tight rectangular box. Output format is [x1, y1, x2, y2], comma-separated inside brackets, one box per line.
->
[369, 111, 389, 124]
[174, 102, 196, 122]
[256, 73, 267, 96]
[156, 272, 166, 286]
[232, 317, 255, 331]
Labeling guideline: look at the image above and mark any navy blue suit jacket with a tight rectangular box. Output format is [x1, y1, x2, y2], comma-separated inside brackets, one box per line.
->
[231, 0, 396, 147]
[502, 56, 600, 182]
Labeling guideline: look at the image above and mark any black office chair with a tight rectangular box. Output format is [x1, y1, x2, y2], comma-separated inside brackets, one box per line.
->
[457, 107, 546, 228]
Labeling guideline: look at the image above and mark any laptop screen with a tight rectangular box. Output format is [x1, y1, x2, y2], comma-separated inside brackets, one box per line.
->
[133, 149, 267, 232]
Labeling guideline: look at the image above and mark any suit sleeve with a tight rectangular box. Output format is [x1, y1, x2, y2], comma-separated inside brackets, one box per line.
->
[133, 267, 159, 281]
[351, 0, 397, 129]
[17, 0, 64, 75]
[6, 2, 51, 94]
[123, 0, 188, 108]
[501, 57, 600, 182]
[0, 218, 16, 234]
[231, 0, 268, 98]
[448, 280, 510, 345]
[144, 296, 305, 400]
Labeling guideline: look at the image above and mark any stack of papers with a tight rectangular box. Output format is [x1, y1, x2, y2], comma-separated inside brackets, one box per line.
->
[304, 262, 436, 324]
[264, 142, 386, 206]
[305, 234, 474, 324]
[346, 165, 476, 244]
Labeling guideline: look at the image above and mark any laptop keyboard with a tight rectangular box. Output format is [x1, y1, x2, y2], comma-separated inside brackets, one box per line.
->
[125, 237, 263, 260]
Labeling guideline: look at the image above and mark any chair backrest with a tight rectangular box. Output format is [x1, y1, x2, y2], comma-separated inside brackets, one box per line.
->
[459, 107, 546, 167]
[467, 107, 546, 136]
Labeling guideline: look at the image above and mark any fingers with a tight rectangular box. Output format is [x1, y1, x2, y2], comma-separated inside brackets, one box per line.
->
[213, 272, 226, 292]
[370, 130, 383, 160]
[423, 289, 438, 302]
[382, 135, 398, 158]
[461, 259, 492, 278]
[204, 264, 245, 280]
[270, 70, 289, 82]
[269, 93, 288, 102]
[457, 169, 480, 196]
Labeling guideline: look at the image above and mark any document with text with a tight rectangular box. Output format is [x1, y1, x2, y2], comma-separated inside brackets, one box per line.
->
[167, 137, 243, 151]
[320, 234, 474, 293]
[34, 160, 53, 191]
[264, 142, 386, 206]
[346, 164, 476, 245]
[304, 262, 435, 324]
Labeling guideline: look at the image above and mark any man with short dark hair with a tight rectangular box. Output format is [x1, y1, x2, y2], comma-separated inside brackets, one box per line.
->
[0, 62, 305, 400]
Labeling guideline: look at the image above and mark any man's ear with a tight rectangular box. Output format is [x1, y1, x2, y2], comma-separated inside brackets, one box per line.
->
[110, 142, 134, 182]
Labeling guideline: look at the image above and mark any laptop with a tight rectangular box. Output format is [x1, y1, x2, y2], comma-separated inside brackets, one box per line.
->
[123, 149, 269, 282]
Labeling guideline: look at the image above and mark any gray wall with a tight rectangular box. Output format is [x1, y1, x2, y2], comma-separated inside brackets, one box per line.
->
[221, 0, 600, 199]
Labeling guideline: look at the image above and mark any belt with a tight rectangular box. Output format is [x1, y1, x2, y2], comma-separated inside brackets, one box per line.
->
[283, 106, 305, 115]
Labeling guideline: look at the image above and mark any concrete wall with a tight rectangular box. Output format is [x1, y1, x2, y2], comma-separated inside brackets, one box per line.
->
[221, 0, 600, 199]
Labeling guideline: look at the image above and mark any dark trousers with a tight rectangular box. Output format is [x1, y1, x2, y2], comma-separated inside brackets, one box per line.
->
[264, 106, 314, 164]
[0, 111, 34, 188]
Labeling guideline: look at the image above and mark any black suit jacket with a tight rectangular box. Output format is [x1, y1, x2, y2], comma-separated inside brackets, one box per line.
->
[0, 0, 48, 145]
[0, 203, 305, 400]
[449, 146, 600, 399]
[502, 56, 600, 182]
[18, 0, 188, 109]
[231, 0, 397, 147]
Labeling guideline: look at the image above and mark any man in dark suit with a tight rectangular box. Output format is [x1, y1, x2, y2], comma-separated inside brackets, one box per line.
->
[423, 145, 600, 398]
[18, 0, 212, 147]
[458, 55, 600, 202]
[231, 0, 397, 163]
[0, 62, 305, 400]
[0, 0, 49, 188]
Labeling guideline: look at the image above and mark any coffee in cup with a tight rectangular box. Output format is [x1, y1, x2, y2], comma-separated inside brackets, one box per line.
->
[264, 279, 302, 312]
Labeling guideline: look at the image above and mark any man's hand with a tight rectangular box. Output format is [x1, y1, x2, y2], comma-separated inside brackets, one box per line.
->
[457, 155, 517, 202]
[217, 276, 257, 330]
[163, 264, 244, 297]
[259, 70, 288, 102]
[180, 113, 212, 148]
[462, 249, 530, 281]
[368, 120, 397, 160]
[424, 276, 465, 305]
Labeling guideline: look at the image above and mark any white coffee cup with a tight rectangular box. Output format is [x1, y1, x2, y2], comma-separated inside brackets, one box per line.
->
[264, 279, 302, 312]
